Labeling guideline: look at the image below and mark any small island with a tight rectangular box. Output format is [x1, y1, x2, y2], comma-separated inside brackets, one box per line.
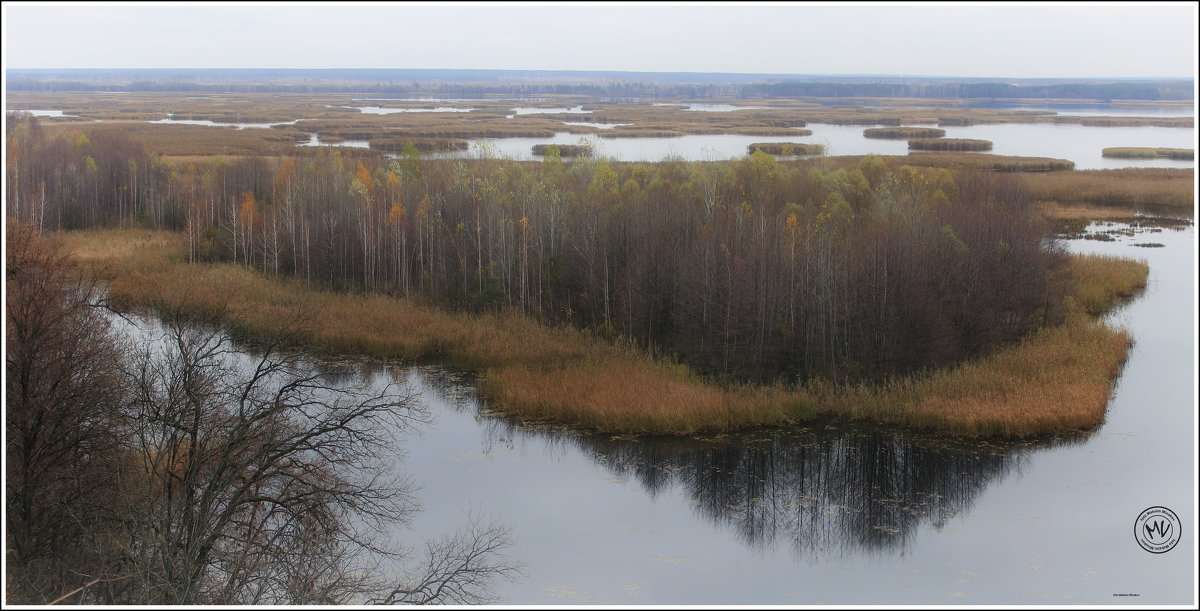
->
[1102, 147, 1194, 160]
[747, 142, 825, 156]
[909, 137, 993, 151]
[532, 143, 593, 157]
[864, 127, 946, 139]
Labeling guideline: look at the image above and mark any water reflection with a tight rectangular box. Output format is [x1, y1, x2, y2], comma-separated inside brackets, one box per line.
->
[465, 400, 1084, 560]
[148, 116, 301, 129]
[297, 357, 1088, 561]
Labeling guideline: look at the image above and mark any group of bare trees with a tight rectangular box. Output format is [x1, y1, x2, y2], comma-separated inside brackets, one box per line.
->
[5, 222, 522, 604]
[7, 112, 1067, 383]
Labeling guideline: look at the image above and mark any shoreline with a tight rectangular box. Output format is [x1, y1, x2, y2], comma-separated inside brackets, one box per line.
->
[59, 227, 1148, 439]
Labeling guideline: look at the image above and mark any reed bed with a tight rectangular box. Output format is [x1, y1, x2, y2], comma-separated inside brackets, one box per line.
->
[746, 142, 825, 156]
[1102, 147, 1194, 160]
[56, 227, 1148, 439]
[900, 152, 1074, 172]
[532, 144, 592, 157]
[863, 127, 946, 139]
[1067, 117, 1194, 128]
[729, 127, 813, 136]
[368, 137, 469, 152]
[909, 138, 993, 152]
[1021, 168, 1194, 212]
[1064, 254, 1149, 315]
[42, 121, 310, 157]
[600, 129, 685, 138]
[800, 314, 1132, 437]
[990, 158, 1075, 172]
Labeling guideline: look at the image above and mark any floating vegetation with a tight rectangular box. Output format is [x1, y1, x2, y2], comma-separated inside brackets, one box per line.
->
[1132, 242, 1165, 248]
[746, 142, 825, 156]
[1102, 147, 1194, 160]
[599, 129, 684, 138]
[368, 137, 468, 152]
[990, 157, 1074, 172]
[532, 144, 592, 157]
[1069, 117, 1193, 128]
[731, 127, 813, 137]
[937, 117, 977, 127]
[909, 138, 993, 152]
[863, 127, 946, 139]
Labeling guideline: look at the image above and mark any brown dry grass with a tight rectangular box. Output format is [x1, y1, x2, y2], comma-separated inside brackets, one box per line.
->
[825, 153, 1076, 173]
[909, 138, 993, 152]
[1065, 254, 1149, 315]
[41, 121, 309, 157]
[1022, 168, 1194, 213]
[1102, 147, 1193, 160]
[804, 314, 1132, 437]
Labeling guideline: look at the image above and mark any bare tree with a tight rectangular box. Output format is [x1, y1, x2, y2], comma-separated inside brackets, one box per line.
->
[99, 300, 417, 604]
[380, 511, 525, 605]
[6, 229, 524, 604]
[5, 221, 127, 603]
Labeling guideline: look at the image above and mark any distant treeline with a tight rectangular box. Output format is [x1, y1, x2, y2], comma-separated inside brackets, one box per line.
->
[745, 80, 1194, 101]
[7, 114, 1067, 384]
[7, 69, 1192, 101]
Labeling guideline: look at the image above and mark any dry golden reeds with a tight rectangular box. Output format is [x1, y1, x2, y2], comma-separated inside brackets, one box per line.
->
[909, 138, 993, 152]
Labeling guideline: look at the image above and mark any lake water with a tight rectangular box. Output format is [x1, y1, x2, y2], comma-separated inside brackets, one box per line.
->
[356, 106, 474, 114]
[149, 117, 301, 130]
[511, 106, 592, 115]
[110, 222, 1195, 604]
[562, 121, 631, 130]
[421, 122, 1195, 170]
[122, 100, 1194, 169]
[298, 133, 371, 148]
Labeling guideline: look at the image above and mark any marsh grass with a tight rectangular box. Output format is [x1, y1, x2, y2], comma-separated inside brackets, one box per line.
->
[1065, 254, 1149, 315]
[747, 142, 825, 156]
[802, 314, 1133, 437]
[43, 121, 309, 156]
[909, 138, 993, 152]
[1102, 147, 1194, 160]
[863, 127, 946, 139]
[57, 209, 1148, 438]
[1022, 168, 1194, 212]
[532, 144, 592, 157]
[369, 137, 469, 152]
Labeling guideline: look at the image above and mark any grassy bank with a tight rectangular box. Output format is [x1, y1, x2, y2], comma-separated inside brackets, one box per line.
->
[863, 127, 946, 139]
[1101, 147, 1194, 160]
[746, 142, 825, 156]
[60, 227, 1146, 438]
[532, 144, 592, 157]
[1022, 168, 1194, 214]
[909, 138, 994, 152]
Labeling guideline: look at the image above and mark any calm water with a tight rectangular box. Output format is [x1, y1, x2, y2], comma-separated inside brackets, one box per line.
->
[355, 106, 475, 114]
[112, 223, 1195, 604]
[511, 106, 592, 115]
[118, 101, 1195, 168]
[650, 103, 772, 112]
[424, 123, 1195, 170]
[149, 117, 301, 130]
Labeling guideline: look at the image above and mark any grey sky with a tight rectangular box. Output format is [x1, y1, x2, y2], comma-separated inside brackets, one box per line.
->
[2, 2, 1196, 79]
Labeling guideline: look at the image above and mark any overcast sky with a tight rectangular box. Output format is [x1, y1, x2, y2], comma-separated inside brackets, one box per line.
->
[2, 2, 1196, 79]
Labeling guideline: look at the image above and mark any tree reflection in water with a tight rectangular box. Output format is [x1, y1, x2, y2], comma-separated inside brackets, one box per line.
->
[481, 413, 1087, 559]
[326, 362, 1089, 560]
